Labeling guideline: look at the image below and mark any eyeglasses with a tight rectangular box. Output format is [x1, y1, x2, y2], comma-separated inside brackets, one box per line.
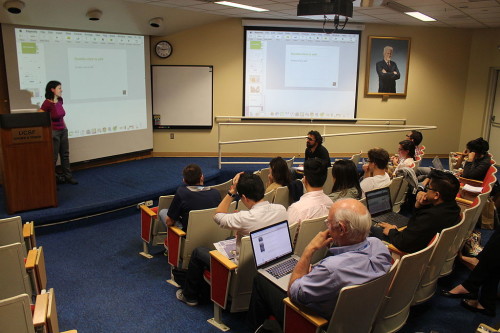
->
[306, 137, 315, 142]
[424, 184, 438, 192]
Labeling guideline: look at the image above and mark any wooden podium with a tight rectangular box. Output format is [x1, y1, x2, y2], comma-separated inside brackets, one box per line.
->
[0, 113, 57, 214]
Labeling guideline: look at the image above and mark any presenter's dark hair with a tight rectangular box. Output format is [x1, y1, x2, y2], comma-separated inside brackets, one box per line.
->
[367, 148, 390, 169]
[409, 130, 423, 146]
[269, 157, 292, 187]
[236, 173, 265, 202]
[308, 130, 323, 145]
[399, 140, 416, 159]
[304, 158, 328, 187]
[183, 164, 203, 185]
[466, 137, 489, 155]
[428, 169, 460, 202]
[331, 160, 362, 199]
[45, 80, 62, 100]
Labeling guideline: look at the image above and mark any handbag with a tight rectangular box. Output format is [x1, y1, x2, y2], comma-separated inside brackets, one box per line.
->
[463, 230, 483, 257]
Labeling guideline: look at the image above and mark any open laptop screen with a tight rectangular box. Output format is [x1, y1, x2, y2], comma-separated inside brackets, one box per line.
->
[250, 221, 292, 268]
[365, 187, 392, 216]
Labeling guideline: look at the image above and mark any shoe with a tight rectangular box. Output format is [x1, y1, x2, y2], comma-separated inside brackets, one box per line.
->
[461, 299, 496, 317]
[176, 289, 198, 306]
[66, 178, 78, 185]
[441, 289, 477, 299]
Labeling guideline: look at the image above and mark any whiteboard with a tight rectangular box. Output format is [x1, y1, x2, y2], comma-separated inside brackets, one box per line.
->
[152, 65, 213, 128]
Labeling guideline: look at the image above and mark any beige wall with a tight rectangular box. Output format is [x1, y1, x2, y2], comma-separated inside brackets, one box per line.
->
[151, 19, 490, 157]
[459, 28, 500, 149]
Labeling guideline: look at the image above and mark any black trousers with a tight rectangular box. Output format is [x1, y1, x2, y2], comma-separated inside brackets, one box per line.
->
[52, 128, 72, 179]
[183, 247, 210, 300]
[247, 274, 287, 331]
[462, 226, 500, 312]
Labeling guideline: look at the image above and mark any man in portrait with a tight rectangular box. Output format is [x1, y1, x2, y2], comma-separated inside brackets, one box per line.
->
[376, 46, 400, 93]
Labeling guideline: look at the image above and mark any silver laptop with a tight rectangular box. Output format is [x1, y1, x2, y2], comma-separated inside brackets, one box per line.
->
[432, 156, 444, 171]
[250, 221, 300, 292]
[365, 187, 409, 228]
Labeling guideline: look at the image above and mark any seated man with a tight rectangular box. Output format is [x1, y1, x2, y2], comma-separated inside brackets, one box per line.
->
[247, 199, 392, 330]
[360, 148, 391, 195]
[305, 130, 331, 167]
[287, 158, 332, 246]
[455, 137, 491, 181]
[377, 169, 461, 253]
[158, 164, 221, 231]
[176, 172, 288, 306]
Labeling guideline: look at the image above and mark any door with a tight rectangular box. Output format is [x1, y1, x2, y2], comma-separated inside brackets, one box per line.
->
[486, 69, 500, 165]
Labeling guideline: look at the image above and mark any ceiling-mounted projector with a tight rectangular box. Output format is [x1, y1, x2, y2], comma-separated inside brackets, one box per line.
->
[297, 0, 354, 19]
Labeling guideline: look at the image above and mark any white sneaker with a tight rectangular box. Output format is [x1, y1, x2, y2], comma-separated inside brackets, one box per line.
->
[176, 289, 198, 306]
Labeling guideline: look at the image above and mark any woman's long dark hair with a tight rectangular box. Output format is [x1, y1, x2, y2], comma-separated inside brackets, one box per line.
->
[269, 156, 292, 187]
[399, 140, 416, 159]
[331, 159, 362, 199]
[45, 80, 61, 100]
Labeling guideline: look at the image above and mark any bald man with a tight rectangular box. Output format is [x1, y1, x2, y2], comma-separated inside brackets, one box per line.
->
[247, 199, 392, 330]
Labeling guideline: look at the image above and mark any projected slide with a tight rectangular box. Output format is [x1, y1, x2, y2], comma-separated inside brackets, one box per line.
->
[244, 29, 360, 120]
[13, 28, 147, 139]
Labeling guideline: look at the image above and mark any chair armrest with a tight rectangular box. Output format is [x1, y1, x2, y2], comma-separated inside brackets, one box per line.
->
[140, 205, 157, 217]
[456, 197, 473, 206]
[25, 249, 37, 269]
[458, 177, 483, 187]
[283, 297, 328, 333]
[167, 226, 186, 267]
[210, 250, 237, 270]
[33, 292, 49, 329]
[23, 222, 36, 249]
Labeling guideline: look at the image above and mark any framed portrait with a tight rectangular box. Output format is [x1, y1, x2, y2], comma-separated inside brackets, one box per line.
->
[365, 36, 411, 96]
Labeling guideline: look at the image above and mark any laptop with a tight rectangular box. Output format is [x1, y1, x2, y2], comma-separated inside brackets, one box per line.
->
[432, 156, 444, 171]
[250, 221, 300, 292]
[365, 187, 409, 228]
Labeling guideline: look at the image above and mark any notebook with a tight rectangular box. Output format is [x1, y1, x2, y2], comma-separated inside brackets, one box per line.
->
[365, 187, 409, 228]
[250, 221, 300, 292]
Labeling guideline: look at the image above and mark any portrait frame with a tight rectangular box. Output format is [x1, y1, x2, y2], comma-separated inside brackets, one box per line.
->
[365, 36, 411, 97]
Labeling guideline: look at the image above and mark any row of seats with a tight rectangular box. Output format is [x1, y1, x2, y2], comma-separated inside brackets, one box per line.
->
[0, 216, 77, 333]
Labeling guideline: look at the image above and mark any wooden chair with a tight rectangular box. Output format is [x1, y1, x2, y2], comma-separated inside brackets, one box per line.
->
[208, 236, 257, 331]
[322, 166, 333, 195]
[293, 216, 328, 264]
[440, 197, 481, 277]
[167, 207, 232, 271]
[0, 291, 77, 333]
[282, 260, 399, 333]
[0, 216, 33, 257]
[412, 220, 464, 304]
[273, 186, 291, 209]
[210, 178, 233, 200]
[372, 236, 438, 333]
[0, 242, 47, 301]
[139, 195, 174, 258]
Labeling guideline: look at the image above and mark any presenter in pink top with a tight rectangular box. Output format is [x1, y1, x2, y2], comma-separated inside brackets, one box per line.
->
[38, 81, 78, 185]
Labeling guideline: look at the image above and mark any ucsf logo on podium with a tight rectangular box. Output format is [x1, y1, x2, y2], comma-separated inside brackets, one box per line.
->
[12, 127, 44, 143]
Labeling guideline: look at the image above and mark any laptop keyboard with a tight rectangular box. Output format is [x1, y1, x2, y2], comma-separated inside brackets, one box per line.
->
[373, 212, 407, 226]
[265, 257, 298, 279]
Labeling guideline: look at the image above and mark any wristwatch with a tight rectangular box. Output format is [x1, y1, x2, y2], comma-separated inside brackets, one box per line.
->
[227, 191, 237, 198]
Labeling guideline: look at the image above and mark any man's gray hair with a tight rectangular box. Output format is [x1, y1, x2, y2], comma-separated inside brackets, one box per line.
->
[383, 46, 393, 53]
[331, 199, 371, 242]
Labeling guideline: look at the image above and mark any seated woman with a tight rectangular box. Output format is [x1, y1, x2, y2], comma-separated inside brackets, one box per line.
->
[391, 140, 416, 175]
[329, 159, 362, 202]
[454, 137, 491, 181]
[265, 156, 292, 193]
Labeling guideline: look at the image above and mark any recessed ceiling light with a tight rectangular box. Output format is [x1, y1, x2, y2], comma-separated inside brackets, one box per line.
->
[405, 11, 436, 22]
[214, 1, 268, 12]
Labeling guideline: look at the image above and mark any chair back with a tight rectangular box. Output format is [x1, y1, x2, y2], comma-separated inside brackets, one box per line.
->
[180, 207, 232, 269]
[0, 243, 32, 301]
[263, 189, 276, 203]
[273, 186, 291, 209]
[349, 152, 362, 166]
[413, 220, 463, 304]
[372, 236, 438, 333]
[210, 179, 233, 200]
[0, 216, 27, 257]
[286, 156, 295, 169]
[325, 260, 399, 333]
[323, 166, 333, 195]
[0, 293, 35, 333]
[414, 156, 422, 168]
[228, 236, 258, 312]
[153, 195, 174, 239]
[392, 180, 408, 213]
[389, 177, 403, 206]
[294, 216, 328, 263]
[256, 168, 271, 189]
[289, 223, 299, 246]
